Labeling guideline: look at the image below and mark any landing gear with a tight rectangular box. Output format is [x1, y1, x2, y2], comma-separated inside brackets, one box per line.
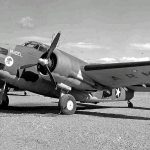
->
[59, 94, 76, 115]
[0, 83, 9, 108]
[127, 101, 133, 108]
[0, 95, 9, 108]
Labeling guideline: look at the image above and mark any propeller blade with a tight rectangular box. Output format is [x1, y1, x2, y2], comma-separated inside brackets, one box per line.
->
[20, 63, 37, 69]
[44, 64, 57, 88]
[46, 32, 61, 59]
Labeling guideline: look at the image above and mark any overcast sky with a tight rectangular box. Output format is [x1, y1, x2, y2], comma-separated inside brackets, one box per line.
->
[1, 0, 150, 62]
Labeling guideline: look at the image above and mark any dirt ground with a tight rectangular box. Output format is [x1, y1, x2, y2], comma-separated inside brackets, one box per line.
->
[0, 92, 150, 150]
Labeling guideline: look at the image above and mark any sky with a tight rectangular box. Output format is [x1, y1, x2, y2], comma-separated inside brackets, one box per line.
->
[1, 0, 150, 62]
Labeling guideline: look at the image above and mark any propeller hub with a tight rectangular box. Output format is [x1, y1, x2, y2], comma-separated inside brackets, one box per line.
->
[38, 58, 49, 66]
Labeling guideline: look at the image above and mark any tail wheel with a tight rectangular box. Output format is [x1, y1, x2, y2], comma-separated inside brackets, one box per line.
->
[59, 94, 76, 115]
[24, 91, 27, 96]
[127, 101, 133, 108]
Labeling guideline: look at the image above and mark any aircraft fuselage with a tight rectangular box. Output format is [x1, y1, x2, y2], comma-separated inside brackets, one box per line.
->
[0, 44, 97, 98]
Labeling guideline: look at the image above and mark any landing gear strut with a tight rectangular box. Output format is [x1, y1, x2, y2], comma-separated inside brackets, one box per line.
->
[0, 83, 9, 108]
[59, 94, 77, 115]
[127, 101, 133, 108]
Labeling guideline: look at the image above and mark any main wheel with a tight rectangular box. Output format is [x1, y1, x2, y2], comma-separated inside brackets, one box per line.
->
[59, 94, 76, 115]
[0, 95, 9, 108]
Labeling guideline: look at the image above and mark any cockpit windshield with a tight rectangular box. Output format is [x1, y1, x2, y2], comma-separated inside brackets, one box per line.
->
[23, 41, 39, 48]
[22, 41, 48, 52]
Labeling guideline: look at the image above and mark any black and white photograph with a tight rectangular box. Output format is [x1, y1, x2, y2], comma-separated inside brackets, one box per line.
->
[0, 0, 150, 149]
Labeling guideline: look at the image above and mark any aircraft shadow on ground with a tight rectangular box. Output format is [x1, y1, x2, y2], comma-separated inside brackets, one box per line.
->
[0, 106, 60, 116]
[0, 103, 149, 120]
[77, 103, 150, 120]
[77, 103, 150, 111]
[76, 111, 150, 121]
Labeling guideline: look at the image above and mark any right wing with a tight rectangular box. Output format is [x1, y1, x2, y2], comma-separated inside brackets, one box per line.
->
[83, 61, 150, 89]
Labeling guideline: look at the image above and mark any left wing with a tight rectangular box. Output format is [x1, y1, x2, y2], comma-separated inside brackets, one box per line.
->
[83, 61, 150, 88]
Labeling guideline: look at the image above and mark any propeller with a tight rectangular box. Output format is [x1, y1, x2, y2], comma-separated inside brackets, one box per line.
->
[46, 32, 60, 59]
[20, 32, 61, 88]
[44, 64, 57, 88]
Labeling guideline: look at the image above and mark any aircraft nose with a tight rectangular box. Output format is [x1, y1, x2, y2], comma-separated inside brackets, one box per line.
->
[0, 47, 8, 69]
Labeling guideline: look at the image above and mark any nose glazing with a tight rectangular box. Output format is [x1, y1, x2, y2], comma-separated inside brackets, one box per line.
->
[0, 47, 8, 69]
[0, 47, 8, 56]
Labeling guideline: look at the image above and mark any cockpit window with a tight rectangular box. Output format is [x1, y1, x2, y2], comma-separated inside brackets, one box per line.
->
[22, 41, 48, 52]
[23, 41, 39, 49]
[39, 45, 47, 52]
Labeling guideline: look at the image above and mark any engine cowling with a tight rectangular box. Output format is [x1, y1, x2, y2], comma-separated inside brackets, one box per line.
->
[53, 50, 86, 77]
[38, 49, 96, 91]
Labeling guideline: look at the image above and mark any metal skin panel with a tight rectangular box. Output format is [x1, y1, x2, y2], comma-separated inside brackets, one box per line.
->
[40, 49, 97, 91]
[1, 41, 150, 100]
[0, 44, 96, 97]
[3, 45, 42, 76]
[128, 85, 150, 92]
[0, 69, 60, 97]
[54, 49, 87, 77]
[84, 62, 150, 89]
[91, 88, 134, 102]
[84, 61, 150, 71]
[0, 45, 60, 97]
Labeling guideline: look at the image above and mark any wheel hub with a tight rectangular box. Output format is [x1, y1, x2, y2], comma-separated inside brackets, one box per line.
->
[67, 100, 74, 111]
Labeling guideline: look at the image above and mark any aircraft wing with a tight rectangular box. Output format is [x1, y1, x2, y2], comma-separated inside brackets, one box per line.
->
[84, 61, 150, 89]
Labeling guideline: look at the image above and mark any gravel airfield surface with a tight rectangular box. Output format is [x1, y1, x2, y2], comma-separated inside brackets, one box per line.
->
[0, 92, 150, 150]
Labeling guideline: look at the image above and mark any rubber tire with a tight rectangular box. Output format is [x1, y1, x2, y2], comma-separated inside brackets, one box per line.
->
[128, 102, 133, 108]
[0, 95, 9, 108]
[59, 94, 76, 115]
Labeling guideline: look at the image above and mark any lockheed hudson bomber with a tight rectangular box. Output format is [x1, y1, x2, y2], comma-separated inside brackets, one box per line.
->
[0, 32, 150, 115]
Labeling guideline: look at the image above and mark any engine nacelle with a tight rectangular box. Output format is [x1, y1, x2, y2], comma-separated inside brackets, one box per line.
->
[53, 50, 86, 77]
[38, 49, 96, 91]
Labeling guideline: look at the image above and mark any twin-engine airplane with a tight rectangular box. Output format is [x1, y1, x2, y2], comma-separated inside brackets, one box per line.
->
[0, 32, 150, 115]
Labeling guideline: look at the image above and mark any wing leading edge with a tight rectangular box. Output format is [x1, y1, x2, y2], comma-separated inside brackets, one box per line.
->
[84, 61, 150, 89]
